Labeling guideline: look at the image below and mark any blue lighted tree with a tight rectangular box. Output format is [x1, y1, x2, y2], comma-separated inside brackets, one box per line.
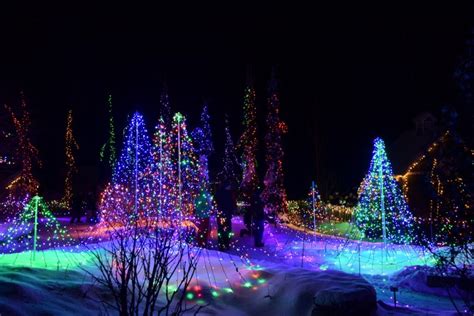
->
[354, 138, 414, 244]
[111, 112, 154, 220]
[192, 103, 214, 186]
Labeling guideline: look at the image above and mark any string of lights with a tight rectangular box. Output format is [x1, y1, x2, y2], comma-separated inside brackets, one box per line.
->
[62, 110, 79, 209]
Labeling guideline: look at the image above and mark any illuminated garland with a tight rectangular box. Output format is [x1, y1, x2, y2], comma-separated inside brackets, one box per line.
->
[262, 73, 288, 215]
[0, 195, 73, 254]
[238, 86, 259, 203]
[99, 94, 117, 170]
[62, 110, 79, 209]
[354, 138, 414, 244]
[217, 116, 240, 188]
[192, 103, 214, 186]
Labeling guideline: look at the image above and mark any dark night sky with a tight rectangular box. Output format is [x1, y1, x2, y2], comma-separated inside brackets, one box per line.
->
[0, 3, 472, 199]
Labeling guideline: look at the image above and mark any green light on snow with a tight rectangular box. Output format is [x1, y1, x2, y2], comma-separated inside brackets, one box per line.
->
[257, 278, 266, 284]
[186, 292, 194, 300]
[243, 281, 252, 288]
[223, 287, 233, 293]
[211, 290, 219, 298]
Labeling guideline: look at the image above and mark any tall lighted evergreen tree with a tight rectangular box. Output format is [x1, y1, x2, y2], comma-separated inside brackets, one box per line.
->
[152, 116, 176, 218]
[99, 94, 117, 171]
[5, 92, 41, 197]
[262, 70, 288, 215]
[192, 103, 214, 185]
[106, 112, 154, 222]
[62, 110, 79, 208]
[238, 78, 259, 203]
[169, 113, 201, 216]
[354, 138, 414, 244]
[217, 116, 240, 188]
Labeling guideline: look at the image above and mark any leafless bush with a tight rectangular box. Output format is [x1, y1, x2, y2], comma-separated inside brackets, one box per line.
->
[85, 218, 201, 316]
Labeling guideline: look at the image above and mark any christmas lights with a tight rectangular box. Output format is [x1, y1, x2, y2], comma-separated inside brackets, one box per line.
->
[151, 116, 176, 218]
[99, 94, 117, 170]
[0, 196, 73, 256]
[105, 112, 154, 222]
[192, 103, 214, 186]
[169, 112, 201, 216]
[354, 138, 414, 244]
[397, 131, 472, 246]
[62, 110, 79, 208]
[262, 72, 288, 216]
[217, 116, 240, 188]
[238, 85, 259, 203]
[4, 92, 41, 198]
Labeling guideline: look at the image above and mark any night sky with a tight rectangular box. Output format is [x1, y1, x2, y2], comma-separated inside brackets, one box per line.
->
[0, 3, 472, 199]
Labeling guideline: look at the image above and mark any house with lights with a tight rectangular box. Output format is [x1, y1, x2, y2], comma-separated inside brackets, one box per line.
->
[390, 113, 472, 241]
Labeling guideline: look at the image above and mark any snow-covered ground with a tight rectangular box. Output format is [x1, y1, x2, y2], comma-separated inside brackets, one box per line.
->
[0, 216, 470, 315]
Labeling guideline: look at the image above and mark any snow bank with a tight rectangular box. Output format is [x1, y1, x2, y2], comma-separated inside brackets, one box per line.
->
[0, 248, 377, 316]
[392, 266, 471, 299]
[207, 266, 377, 316]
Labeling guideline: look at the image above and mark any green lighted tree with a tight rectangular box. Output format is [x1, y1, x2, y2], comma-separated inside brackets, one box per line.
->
[0, 196, 72, 256]
[354, 138, 414, 244]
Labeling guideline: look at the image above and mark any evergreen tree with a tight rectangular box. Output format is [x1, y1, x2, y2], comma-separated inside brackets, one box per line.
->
[109, 112, 154, 221]
[152, 116, 176, 218]
[99, 94, 117, 171]
[262, 70, 288, 216]
[169, 113, 201, 216]
[238, 81, 259, 203]
[217, 116, 240, 188]
[192, 103, 214, 185]
[0, 196, 72, 254]
[4, 92, 41, 198]
[62, 110, 79, 208]
[306, 181, 324, 229]
[354, 138, 414, 244]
